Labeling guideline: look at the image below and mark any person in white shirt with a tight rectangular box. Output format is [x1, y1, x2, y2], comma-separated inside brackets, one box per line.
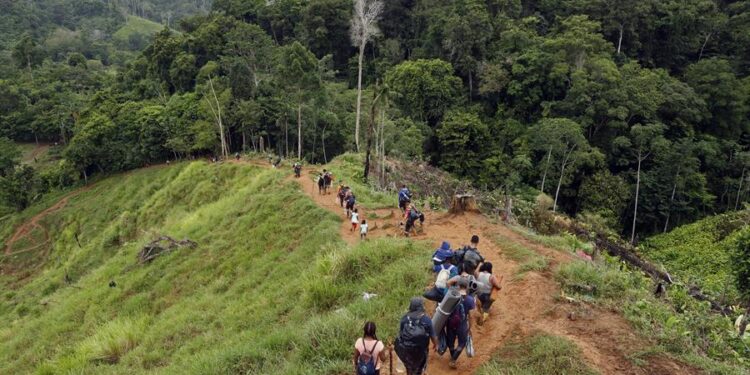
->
[351, 209, 360, 232]
[360, 219, 369, 239]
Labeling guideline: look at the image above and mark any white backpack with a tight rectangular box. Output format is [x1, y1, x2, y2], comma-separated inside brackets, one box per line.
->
[435, 266, 452, 289]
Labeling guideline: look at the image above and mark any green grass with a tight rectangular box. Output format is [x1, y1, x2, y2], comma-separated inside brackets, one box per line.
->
[476, 333, 598, 375]
[640, 210, 750, 304]
[0, 160, 432, 374]
[112, 16, 164, 45]
[493, 234, 550, 278]
[556, 258, 749, 374]
[311, 153, 396, 209]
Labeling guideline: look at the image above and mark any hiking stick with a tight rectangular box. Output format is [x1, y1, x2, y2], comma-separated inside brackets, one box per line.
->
[389, 338, 393, 375]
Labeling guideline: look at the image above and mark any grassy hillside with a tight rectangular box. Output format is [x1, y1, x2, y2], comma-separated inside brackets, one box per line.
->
[112, 16, 166, 50]
[0, 161, 431, 374]
[641, 210, 750, 303]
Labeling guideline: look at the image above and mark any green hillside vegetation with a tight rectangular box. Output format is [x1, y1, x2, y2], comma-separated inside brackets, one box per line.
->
[641, 210, 750, 304]
[477, 334, 598, 375]
[113, 16, 167, 51]
[0, 161, 432, 374]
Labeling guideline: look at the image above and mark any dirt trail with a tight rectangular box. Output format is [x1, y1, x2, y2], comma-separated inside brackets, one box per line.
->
[293, 168, 700, 375]
[3, 185, 95, 256]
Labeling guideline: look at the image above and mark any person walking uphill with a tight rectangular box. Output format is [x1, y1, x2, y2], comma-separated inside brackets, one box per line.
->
[440, 279, 476, 369]
[476, 262, 503, 325]
[398, 184, 412, 212]
[354, 322, 386, 375]
[317, 173, 325, 195]
[455, 235, 485, 274]
[323, 169, 333, 194]
[395, 298, 438, 375]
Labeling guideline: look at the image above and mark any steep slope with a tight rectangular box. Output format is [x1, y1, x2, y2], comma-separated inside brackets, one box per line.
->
[0, 161, 434, 374]
[0, 157, 745, 374]
[294, 163, 702, 375]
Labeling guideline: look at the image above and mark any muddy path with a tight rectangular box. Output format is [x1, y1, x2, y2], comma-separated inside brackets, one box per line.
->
[293, 167, 700, 375]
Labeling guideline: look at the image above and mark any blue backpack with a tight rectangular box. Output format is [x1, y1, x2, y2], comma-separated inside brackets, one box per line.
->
[357, 339, 379, 375]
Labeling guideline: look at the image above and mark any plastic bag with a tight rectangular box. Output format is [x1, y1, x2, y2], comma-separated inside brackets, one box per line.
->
[466, 333, 475, 357]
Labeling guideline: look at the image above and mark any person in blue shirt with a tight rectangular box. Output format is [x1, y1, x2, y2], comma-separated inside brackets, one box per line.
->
[398, 185, 412, 211]
[442, 278, 476, 369]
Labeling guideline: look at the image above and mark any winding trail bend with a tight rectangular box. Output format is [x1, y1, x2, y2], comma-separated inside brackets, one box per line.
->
[292, 167, 700, 375]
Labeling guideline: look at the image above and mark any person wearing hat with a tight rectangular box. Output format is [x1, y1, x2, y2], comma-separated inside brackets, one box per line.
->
[443, 279, 476, 369]
[432, 241, 455, 272]
[395, 298, 438, 375]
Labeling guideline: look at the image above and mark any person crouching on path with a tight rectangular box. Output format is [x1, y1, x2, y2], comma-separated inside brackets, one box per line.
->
[476, 262, 503, 325]
[354, 321, 386, 375]
[395, 298, 438, 375]
[351, 209, 360, 232]
[442, 279, 476, 369]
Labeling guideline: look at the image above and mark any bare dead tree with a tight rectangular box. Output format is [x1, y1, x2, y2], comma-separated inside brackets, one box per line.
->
[204, 75, 229, 159]
[350, 0, 384, 152]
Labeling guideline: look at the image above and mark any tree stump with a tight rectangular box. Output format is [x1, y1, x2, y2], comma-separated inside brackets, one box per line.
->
[450, 194, 479, 214]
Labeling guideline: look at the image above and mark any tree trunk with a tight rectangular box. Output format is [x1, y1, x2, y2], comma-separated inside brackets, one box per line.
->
[631, 154, 642, 244]
[363, 87, 379, 182]
[736, 167, 746, 210]
[468, 72, 473, 101]
[354, 43, 365, 152]
[616, 23, 623, 55]
[553, 160, 567, 212]
[664, 175, 678, 233]
[297, 103, 302, 160]
[322, 123, 328, 163]
[284, 118, 289, 159]
[699, 32, 712, 61]
[540, 148, 552, 193]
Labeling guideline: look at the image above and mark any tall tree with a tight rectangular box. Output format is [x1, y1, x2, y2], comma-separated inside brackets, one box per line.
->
[350, 0, 383, 151]
[278, 42, 320, 159]
[614, 123, 669, 243]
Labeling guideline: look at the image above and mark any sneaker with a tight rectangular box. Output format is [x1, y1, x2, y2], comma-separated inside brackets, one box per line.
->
[449, 360, 457, 369]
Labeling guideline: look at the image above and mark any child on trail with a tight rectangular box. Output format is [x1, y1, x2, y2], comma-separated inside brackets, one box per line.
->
[360, 219, 368, 240]
[351, 209, 360, 232]
[395, 298, 438, 375]
[476, 262, 503, 325]
[353, 322, 386, 375]
[317, 173, 325, 195]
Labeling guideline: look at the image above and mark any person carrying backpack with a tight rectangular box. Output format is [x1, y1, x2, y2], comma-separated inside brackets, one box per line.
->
[476, 262, 503, 325]
[395, 298, 438, 375]
[317, 173, 325, 195]
[432, 241, 454, 272]
[323, 170, 333, 194]
[346, 191, 356, 218]
[440, 279, 476, 369]
[293, 162, 302, 178]
[403, 204, 423, 237]
[354, 321, 386, 375]
[455, 235, 484, 274]
[398, 185, 412, 211]
[337, 183, 346, 207]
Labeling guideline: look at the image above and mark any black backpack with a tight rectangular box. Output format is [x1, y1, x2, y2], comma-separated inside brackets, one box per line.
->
[463, 248, 483, 269]
[397, 315, 429, 349]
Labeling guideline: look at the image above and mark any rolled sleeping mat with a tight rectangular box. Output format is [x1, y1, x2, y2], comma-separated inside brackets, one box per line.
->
[432, 288, 461, 333]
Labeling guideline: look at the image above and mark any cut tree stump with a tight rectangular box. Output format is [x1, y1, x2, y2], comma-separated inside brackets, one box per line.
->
[138, 236, 197, 264]
[450, 194, 479, 214]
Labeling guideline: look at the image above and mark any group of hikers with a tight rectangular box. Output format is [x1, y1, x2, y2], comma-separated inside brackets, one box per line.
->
[297, 166, 503, 373]
[354, 235, 503, 374]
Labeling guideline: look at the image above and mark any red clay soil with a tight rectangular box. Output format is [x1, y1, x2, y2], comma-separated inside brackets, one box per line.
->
[294, 167, 701, 375]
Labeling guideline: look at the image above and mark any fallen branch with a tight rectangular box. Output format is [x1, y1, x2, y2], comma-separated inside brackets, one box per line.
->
[138, 236, 197, 264]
